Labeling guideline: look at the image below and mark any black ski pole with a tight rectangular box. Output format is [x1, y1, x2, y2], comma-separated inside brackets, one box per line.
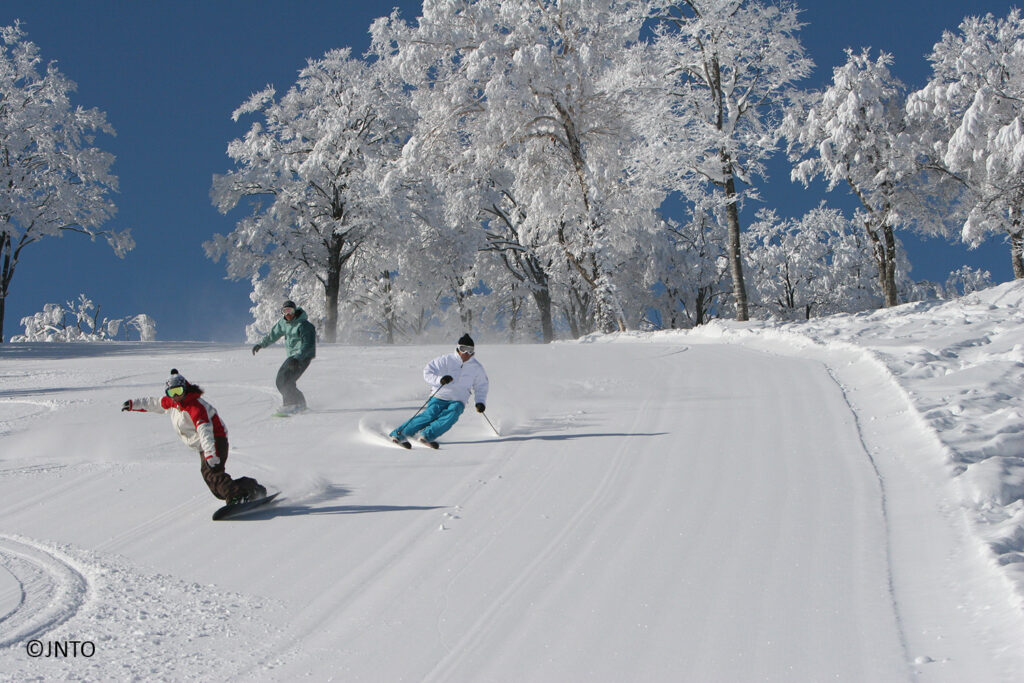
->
[407, 384, 442, 422]
[480, 410, 500, 437]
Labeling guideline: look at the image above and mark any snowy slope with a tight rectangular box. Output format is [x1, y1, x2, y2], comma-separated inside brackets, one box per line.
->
[680, 279, 1024, 602]
[2, 285, 1024, 681]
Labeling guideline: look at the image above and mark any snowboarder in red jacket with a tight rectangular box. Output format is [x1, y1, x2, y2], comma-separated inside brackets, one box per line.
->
[122, 369, 266, 504]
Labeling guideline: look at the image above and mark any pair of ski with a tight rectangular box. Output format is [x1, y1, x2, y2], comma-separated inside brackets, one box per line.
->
[391, 435, 439, 450]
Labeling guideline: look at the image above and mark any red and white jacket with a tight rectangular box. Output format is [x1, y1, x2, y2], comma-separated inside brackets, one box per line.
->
[126, 393, 227, 460]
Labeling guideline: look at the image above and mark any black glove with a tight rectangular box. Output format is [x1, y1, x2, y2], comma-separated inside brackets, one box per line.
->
[440, 375, 453, 385]
[121, 400, 131, 412]
[252, 344, 261, 355]
[475, 403, 485, 413]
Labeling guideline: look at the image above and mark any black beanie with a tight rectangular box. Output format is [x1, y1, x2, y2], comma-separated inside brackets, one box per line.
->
[458, 333, 474, 348]
[283, 300, 297, 310]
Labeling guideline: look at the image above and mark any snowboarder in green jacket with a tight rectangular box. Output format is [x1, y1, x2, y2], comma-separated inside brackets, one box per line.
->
[252, 300, 316, 414]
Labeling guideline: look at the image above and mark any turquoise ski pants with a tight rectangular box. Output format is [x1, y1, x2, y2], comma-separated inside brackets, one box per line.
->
[391, 397, 465, 441]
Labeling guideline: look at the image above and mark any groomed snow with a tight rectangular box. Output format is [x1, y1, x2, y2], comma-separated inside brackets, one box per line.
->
[2, 282, 1024, 680]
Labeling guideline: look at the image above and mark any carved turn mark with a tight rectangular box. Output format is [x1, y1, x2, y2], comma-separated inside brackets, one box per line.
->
[0, 535, 90, 647]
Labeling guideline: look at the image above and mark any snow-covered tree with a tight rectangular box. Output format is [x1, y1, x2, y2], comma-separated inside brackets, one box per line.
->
[0, 23, 132, 342]
[479, 187, 556, 341]
[11, 294, 155, 342]
[125, 314, 157, 341]
[908, 10, 1024, 278]
[643, 0, 813, 321]
[944, 266, 994, 298]
[782, 48, 955, 307]
[371, 0, 660, 337]
[207, 48, 413, 342]
[744, 206, 882, 319]
[347, 270, 414, 344]
[645, 207, 731, 328]
[745, 209, 828, 320]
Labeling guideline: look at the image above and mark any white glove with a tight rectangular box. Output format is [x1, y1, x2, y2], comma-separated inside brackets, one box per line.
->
[204, 453, 221, 467]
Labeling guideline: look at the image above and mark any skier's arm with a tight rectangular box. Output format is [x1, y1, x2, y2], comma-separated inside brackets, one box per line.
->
[256, 321, 285, 350]
[473, 365, 489, 406]
[422, 356, 451, 387]
[122, 397, 167, 413]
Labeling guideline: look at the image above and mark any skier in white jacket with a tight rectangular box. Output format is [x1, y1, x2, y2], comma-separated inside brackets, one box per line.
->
[390, 333, 489, 448]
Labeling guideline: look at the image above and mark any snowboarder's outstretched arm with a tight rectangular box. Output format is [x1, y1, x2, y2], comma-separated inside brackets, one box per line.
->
[254, 321, 286, 352]
[121, 397, 168, 413]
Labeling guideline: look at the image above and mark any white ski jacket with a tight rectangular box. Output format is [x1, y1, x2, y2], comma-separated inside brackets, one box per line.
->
[423, 352, 489, 406]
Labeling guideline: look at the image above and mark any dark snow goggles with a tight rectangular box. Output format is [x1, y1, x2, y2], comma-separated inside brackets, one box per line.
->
[457, 345, 474, 355]
[166, 386, 185, 398]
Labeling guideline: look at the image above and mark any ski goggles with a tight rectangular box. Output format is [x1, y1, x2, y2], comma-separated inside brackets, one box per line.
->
[166, 386, 185, 398]
[282, 306, 296, 315]
[457, 345, 475, 355]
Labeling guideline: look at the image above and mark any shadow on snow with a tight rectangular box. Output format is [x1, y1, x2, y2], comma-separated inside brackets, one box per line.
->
[447, 431, 670, 445]
[223, 502, 447, 520]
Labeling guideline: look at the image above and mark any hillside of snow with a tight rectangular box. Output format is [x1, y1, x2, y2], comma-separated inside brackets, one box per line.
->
[684, 280, 1024, 596]
[2, 282, 1024, 680]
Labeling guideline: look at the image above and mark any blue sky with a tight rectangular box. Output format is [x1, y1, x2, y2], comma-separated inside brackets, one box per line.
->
[1, 0, 1018, 342]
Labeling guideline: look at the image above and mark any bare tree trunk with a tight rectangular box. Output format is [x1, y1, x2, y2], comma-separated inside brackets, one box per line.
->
[381, 271, 396, 345]
[0, 231, 13, 343]
[865, 221, 899, 307]
[723, 173, 749, 321]
[882, 224, 899, 306]
[324, 251, 341, 344]
[322, 233, 359, 343]
[1011, 228, 1024, 279]
[531, 288, 554, 343]
[695, 286, 711, 326]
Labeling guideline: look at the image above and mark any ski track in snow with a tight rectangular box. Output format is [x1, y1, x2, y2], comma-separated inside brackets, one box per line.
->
[0, 534, 282, 680]
[823, 364, 912, 667]
[427, 396, 643, 681]
[0, 536, 89, 648]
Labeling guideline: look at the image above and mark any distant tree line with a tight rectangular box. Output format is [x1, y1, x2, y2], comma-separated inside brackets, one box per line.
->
[3, 3, 1018, 343]
[208, 0, 1014, 343]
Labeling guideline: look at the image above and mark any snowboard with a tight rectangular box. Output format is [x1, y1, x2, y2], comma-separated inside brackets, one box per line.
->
[272, 407, 308, 418]
[212, 492, 280, 520]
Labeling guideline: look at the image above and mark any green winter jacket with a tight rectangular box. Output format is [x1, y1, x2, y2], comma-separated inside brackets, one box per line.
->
[257, 308, 316, 361]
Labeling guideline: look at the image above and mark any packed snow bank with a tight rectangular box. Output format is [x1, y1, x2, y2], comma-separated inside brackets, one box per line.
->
[600, 280, 1024, 606]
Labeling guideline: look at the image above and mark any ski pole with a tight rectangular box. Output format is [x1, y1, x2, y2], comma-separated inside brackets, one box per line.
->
[480, 410, 500, 437]
[407, 385, 442, 422]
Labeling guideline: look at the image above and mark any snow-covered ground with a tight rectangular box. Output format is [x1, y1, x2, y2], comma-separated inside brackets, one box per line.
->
[2, 282, 1024, 681]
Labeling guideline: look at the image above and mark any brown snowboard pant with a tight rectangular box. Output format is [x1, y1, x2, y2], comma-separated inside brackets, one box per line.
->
[200, 436, 259, 500]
